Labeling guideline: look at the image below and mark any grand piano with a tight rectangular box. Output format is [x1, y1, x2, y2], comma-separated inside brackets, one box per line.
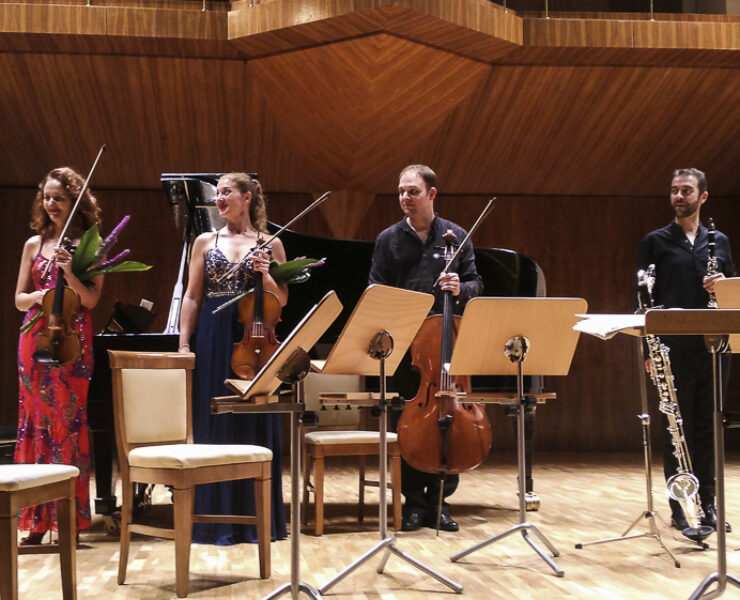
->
[87, 173, 546, 521]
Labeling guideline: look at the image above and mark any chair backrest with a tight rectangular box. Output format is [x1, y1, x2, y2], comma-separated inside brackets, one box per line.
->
[109, 351, 196, 460]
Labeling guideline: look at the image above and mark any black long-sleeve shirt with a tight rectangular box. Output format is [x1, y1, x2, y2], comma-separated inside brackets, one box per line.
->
[636, 220, 736, 347]
[368, 215, 483, 315]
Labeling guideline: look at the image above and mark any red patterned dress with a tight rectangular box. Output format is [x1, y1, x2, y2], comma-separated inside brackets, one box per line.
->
[15, 250, 93, 533]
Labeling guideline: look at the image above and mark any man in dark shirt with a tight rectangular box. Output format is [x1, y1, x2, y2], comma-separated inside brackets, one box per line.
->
[636, 168, 736, 533]
[369, 164, 483, 532]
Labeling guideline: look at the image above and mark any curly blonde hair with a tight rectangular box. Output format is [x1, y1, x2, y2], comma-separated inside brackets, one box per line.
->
[219, 172, 268, 233]
[31, 167, 102, 240]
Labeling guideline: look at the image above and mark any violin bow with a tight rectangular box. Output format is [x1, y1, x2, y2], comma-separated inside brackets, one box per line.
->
[434, 196, 495, 284]
[41, 144, 107, 283]
[215, 190, 332, 284]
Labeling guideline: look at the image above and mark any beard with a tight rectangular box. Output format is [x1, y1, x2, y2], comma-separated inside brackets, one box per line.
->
[673, 199, 700, 219]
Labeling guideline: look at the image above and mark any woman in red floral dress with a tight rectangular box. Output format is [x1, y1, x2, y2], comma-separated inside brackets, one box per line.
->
[14, 167, 104, 545]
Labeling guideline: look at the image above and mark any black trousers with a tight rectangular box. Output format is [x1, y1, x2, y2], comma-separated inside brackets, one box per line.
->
[661, 341, 730, 512]
[389, 352, 459, 519]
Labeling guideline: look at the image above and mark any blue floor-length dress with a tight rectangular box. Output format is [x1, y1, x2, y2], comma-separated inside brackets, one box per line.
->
[191, 242, 287, 544]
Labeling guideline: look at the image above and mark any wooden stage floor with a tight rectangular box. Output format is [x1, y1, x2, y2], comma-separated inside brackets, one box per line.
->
[16, 452, 740, 599]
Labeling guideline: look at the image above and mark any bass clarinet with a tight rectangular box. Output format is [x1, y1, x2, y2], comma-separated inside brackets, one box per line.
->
[637, 265, 713, 542]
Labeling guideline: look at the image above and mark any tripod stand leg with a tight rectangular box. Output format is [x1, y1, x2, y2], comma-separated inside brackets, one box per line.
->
[388, 545, 464, 593]
[689, 573, 721, 600]
[525, 523, 560, 557]
[621, 510, 651, 537]
[262, 581, 324, 600]
[376, 540, 393, 573]
[319, 537, 394, 594]
[451, 523, 525, 562]
[522, 530, 564, 577]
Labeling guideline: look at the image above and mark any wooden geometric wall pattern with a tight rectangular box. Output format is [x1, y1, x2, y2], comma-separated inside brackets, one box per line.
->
[317, 189, 378, 239]
[228, 1, 521, 62]
[249, 33, 491, 192]
[242, 63, 326, 193]
[421, 63, 740, 196]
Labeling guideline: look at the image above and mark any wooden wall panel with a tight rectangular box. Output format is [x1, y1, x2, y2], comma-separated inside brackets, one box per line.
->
[500, 45, 740, 66]
[0, 54, 249, 187]
[0, 4, 107, 35]
[523, 15, 635, 47]
[633, 19, 740, 49]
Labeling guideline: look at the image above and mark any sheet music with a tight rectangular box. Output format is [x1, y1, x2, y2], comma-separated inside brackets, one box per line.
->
[573, 313, 645, 340]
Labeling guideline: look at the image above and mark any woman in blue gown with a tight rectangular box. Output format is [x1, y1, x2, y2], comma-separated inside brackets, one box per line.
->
[178, 172, 288, 545]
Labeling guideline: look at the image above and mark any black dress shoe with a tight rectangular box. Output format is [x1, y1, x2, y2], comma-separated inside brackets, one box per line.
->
[426, 512, 459, 532]
[702, 504, 732, 533]
[402, 512, 423, 532]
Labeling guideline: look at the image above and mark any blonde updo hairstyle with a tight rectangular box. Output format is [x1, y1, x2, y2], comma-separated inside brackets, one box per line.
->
[31, 167, 102, 240]
[220, 172, 268, 233]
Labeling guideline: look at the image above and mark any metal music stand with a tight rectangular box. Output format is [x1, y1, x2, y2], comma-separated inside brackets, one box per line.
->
[574, 329, 684, 566]
[212, 291, 343, 600]
[689, 280, 740, 600]
[449, 297, 587, 577]
[315, 284, 463, 595]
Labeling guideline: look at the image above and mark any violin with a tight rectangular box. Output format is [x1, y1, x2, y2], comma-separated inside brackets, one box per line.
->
[230, 240, 282, 380]
[33, 241, 82, 366]
[397, 230, 492, 475]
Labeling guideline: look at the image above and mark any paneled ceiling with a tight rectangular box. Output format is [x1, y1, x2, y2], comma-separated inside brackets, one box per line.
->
[0, 0, 738, 200]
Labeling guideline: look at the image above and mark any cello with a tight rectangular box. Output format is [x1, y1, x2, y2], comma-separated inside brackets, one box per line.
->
[397, 230, 493, 477]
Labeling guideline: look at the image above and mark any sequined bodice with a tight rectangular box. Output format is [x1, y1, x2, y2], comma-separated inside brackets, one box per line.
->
[204, 247, 254, 298]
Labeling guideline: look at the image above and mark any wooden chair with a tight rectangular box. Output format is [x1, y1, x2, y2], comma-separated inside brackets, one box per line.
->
[0, 463, 79, 600]
[109, 350, 271, 598]
[300, 373, 402, 536]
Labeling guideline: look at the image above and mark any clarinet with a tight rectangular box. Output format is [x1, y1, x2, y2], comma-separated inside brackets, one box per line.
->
[637, 266, 712, 541]
[707, 217, 719, 309]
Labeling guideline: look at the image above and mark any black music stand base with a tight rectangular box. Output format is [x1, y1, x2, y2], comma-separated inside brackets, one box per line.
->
[319, 344, 463, 596]
[451, 337, 563, 577]
[689, 342, 740, 600]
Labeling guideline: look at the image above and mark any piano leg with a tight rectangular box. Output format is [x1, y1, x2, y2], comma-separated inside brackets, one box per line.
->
[92, 428, 117, 514]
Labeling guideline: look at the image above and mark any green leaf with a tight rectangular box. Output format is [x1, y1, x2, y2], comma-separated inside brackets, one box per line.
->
[269, 258, 324, 285]
[79, 261, 153, 282]
[71, 225, 100, 274]
[20, 311, 43, 333]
